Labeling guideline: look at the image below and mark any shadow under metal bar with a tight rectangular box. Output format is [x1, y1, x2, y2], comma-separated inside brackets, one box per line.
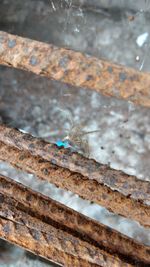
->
[0, 174, 150, 266]
[0, 124, 149, 229]
[0, 31, 150, 107]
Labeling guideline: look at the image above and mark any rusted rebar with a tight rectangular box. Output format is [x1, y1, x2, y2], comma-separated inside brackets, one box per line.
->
[0, 31, 150, 107]
[0, 175, 139, 267]
[1, 174, 149, 265]
[0, 124, 149, 228]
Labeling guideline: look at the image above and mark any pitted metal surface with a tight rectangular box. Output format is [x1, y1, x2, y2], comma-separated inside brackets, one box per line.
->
[0, 31, 150, 107]
[0, 125, 149, 228]
[0, 174, 140, 267]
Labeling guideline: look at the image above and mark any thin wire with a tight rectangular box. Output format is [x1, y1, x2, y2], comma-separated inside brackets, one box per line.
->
[49, 0, 56, 11]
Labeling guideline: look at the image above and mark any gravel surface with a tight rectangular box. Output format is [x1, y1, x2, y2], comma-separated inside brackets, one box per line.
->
[0, 0, 150, 266]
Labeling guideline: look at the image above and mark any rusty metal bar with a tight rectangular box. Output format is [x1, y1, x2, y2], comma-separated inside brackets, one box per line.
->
[0, 175, 137, 267]
[0, 31, 150, 107]
[1, 141, 150, 229]
[1, 174, 149, 265]
[0, 124, 149, 228]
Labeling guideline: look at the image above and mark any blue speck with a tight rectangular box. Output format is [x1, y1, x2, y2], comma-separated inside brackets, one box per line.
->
[8, 39, 16, 48]
[56, 140, 70, 148]
[107, 66, 113, 73]
[119, 72, 127, 82]
[51, 159, 57, 165]
[30, 56, 38, 66]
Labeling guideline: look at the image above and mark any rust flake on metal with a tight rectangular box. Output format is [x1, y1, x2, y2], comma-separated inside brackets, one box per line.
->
[0, 31, 150, 107]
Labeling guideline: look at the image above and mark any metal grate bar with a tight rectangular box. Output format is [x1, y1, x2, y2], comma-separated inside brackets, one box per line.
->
[0, 31, 150, 107]
[0, 124, 149, 228]
[0, 27, 150, 266]
[1, 174, 149, 266]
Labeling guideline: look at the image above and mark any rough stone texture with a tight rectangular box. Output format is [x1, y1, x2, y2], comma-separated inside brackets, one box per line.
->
[0, 0, 150, 266]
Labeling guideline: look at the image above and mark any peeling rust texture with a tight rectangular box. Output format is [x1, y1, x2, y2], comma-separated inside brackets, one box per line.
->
[0, 31, 150, 107]
[0, 175, 149, 266]
[0, 175, 137, 267]
[0, 124, 150, 228]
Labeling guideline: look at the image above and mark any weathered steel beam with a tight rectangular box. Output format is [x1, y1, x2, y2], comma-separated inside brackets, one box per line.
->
[0, 124, 149, 228]
[0, 174, 149, 265]
[0, 31, 150, 107]
[0, 175, 138, 267]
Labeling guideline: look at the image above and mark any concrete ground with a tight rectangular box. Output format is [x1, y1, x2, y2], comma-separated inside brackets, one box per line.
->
[0, 0, 150, 266]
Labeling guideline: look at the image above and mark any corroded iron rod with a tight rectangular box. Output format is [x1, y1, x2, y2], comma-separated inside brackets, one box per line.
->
[0, 31, 150, 107]
[0, 124, 149, 228]
[0, 175, 149, 265]
[0, 175, 138, 267]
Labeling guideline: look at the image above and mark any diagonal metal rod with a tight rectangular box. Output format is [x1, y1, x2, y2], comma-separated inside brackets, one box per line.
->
[0, 124, 149, 228]
[0, 174, 149, 266]
[0, 31, 150, 107]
